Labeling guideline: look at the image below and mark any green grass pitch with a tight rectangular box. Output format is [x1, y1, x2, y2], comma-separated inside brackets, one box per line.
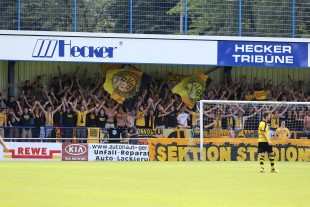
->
[0, 162, 309, 207]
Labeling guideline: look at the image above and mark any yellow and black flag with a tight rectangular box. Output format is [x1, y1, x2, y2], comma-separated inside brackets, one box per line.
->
[172, 72, 212, 109]
[103, 69, 150, 110]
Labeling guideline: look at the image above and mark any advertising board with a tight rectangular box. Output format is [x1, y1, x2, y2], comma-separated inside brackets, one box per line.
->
[218, 41, 308, 67]
[0, 142, 62, 161]
[88, 144, 149, 161]
[148, 138, 310, 161]
[62, 143, 88, 161]
[0, 33, 217, 65]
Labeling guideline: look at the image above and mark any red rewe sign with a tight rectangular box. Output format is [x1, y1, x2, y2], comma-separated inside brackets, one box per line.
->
[62, 144, 88, 161]
[9, 147, 61, 159]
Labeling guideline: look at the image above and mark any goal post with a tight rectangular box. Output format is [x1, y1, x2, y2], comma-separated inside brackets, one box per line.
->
[198, 100, 310, 161]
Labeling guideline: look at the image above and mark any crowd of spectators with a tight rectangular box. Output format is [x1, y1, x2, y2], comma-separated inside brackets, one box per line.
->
[0, 67, 310, 142]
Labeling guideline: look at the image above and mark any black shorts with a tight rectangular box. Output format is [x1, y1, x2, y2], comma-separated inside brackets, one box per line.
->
[258, 142, 273, 153]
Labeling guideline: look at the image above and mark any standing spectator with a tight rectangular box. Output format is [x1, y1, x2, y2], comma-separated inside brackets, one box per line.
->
[177, 106, 191, 129]
[125, 119, 139, 145]
[32, 75, 45, 103]
[108, 126, 122, 143]
[102, 102, 119, 129]
[116, 107, 127, 128]
[19, 107, 33, 142]
[70, 101, 97, 143]
[21, 80, 33, 92]
[96, 108, 108, 129]
[295, 110, 305, 131]
[0, 108, 7, 139]
[53, 104, 63, 134]
[205, 106, 233, 130]
[270, 105, 289, 133]
[62, 101, 76, 142]
[154, 104, 170, 129]
[232, 106, 263, 131]
[37, 101, 63, 140]
[135, 97, 153, 128]
[145, 109, 155, 129]
[303, 111, 310, 134]
[228, 125, 235, 139]
[125, 110, 137, 127]
[135, 99, 152, 128]
[1, 94, 18, 113]
[275, 121, 291, 140]
[282, 107, 297, 130]
[50, 75, 61, 99]
[87, 101, 105, 128]
[33, 108, 45, 141]
[167, 104, 179, 128]
[166, 99, 183, 128]
[34, 75, 45, 91]
[7, 108, 20, 141]
[86, 110, 98, 128]
[244, 106, 261, 130]
[232, 111, 245, 131]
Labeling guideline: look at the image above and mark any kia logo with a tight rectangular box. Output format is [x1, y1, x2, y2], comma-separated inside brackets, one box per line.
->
[65, 144, 87, 155]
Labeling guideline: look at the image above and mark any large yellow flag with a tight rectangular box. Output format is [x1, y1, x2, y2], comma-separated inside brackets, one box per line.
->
[172, 72, 212, 109]
[103, 69, 150, 109]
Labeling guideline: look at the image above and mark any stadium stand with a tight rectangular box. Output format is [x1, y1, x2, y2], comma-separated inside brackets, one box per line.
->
[0, 66, 309, 141]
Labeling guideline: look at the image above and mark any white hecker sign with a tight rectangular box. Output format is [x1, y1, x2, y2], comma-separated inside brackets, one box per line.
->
[0, 31, 218, 65]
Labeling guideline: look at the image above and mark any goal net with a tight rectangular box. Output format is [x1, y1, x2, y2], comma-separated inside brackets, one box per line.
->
[197, 100, 310, 161]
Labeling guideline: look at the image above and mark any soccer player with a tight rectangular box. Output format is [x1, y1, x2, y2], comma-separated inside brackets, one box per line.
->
[0, 134, 10, 152]
[258, 113, 279, 173]
[275, 121, 291, 140]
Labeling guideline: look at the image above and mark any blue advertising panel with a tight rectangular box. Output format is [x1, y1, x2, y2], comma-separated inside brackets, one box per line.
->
[218, 41, 308, 67]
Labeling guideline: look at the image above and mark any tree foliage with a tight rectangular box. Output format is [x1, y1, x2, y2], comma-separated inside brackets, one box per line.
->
[167, 0, 310, 37]
[0, 0, 309, 38]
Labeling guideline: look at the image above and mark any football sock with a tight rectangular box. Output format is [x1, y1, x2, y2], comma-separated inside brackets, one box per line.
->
[270, 154, 275, 170]
[260, 154, 264, 169]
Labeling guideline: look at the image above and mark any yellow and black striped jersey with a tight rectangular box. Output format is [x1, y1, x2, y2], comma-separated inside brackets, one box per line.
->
[258, 121, 269, 142]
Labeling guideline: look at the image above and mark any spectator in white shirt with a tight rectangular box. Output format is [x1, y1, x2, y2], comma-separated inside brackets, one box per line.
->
[177, 106, 190, 128]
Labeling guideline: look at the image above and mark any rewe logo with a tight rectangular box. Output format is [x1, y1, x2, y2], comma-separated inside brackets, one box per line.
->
[32, 39, 117, 58]
[65, 144, 87, 156]
[6, 147, 61, 159]
[18, 147, 47, 155]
